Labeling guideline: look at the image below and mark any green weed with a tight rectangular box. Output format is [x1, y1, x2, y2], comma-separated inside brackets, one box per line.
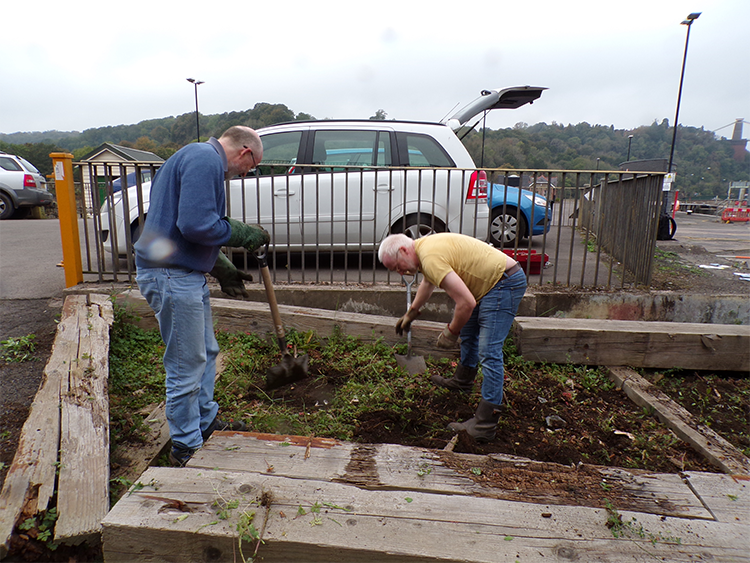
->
[18, 507, 59, 550]
[1, 334, 36, 362]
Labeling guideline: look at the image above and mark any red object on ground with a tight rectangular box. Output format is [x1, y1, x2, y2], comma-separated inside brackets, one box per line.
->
[721, 203, 750, 222]
[501, 249, 549, 275]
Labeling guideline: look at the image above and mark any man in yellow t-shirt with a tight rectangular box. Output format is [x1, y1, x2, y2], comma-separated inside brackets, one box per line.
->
[378, 233, 527, 442]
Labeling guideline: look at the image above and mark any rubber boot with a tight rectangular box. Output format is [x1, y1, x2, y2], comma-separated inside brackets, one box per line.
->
[448, 399, 501, 442]
[430, 364, 477, 392]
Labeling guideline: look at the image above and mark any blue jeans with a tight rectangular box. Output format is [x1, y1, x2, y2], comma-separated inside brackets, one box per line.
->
[458, 269, 527, 405]
[136, 267, 219, 450]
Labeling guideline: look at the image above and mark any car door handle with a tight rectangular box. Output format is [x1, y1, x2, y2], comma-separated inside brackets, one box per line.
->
[375, 184, 393, 192]
[274, 189, 295, 197]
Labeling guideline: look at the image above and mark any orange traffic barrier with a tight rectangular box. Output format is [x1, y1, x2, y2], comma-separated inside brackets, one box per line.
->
[722, 203, 750, 222]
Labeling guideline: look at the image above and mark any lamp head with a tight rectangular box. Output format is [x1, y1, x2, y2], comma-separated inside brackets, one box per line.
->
[681, 12, 701, 25]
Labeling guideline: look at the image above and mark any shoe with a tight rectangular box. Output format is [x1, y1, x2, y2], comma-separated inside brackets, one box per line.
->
[430, 364, 477, 393]
[448, 399, 502, 442]
[202, 416, 247, 442]
[169, 444, 196, 467]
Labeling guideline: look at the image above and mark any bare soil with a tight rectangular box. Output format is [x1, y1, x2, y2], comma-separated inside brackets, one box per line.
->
[269, 354, 723, 480]
[0, 299, 61, 489]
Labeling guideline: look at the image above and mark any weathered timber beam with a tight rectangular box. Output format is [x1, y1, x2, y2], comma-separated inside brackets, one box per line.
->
[55, 294, 114, 544]
[607, 367, 750, 476]
[114, 290, 456, 359]
[101, 466, 748, 563]
[0, 296, 81, 557]
[513, 317, 750, 371]
[193, 433, 711, 519]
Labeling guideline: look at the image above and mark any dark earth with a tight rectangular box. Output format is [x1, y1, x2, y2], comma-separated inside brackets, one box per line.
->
[1, 237, 748, 561]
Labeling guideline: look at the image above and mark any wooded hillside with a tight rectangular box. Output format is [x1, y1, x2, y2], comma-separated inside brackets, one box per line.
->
[1, 104, 746, 200]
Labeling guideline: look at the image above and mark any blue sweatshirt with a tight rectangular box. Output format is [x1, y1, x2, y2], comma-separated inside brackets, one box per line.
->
[135, 138, 232, 272]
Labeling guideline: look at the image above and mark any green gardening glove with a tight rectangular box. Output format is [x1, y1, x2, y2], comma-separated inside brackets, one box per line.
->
[225, 217, 270, 252]
[209, 251, 253, 298]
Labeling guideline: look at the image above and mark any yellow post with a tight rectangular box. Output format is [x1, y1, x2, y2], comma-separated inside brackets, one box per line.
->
[51, 152, 83, 287]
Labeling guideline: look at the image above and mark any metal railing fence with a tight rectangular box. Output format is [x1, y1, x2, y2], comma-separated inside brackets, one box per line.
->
[69, 161, 665, 289]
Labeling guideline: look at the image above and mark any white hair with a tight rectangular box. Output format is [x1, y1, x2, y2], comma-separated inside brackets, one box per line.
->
[377, 233, 412, 263]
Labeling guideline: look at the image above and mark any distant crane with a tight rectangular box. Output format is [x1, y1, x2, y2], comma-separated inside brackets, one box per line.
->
[713, 118, 748, 161]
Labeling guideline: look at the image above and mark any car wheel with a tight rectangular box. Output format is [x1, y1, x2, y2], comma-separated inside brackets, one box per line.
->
[0, 192, 15, 220]
[489, 207, 527, 247]
[394, 214, 446, 240]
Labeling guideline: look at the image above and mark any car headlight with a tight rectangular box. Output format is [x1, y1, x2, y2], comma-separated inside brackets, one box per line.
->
[524, 194, 547, 207]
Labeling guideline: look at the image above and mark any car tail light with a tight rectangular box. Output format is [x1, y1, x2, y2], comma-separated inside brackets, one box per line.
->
[23, 174, 37, 188]
[466, 170, 487, 201]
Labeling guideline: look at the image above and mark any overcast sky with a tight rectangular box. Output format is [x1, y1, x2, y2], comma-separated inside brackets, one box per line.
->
[2, 0, 748, 139]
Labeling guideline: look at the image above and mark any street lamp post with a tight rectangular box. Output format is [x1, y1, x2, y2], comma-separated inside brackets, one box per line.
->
[627, 135, 634, 161]
[186, 78, 204, 142]
[665, 13, 701, 215]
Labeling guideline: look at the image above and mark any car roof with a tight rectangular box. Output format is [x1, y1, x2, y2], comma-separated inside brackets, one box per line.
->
[258, 119, 448, 132]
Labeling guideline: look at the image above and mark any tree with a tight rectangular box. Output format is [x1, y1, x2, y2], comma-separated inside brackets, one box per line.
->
[369, 109, 387, 121]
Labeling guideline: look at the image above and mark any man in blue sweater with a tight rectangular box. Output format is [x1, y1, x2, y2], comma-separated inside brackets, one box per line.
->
[135, 125, 268, 466]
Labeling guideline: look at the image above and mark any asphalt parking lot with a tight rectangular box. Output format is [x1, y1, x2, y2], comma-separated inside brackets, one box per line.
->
[658, 210, 750, 257]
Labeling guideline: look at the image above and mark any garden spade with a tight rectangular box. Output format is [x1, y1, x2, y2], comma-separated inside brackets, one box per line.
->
[395, 275, 427, 374]
[254, 244, 309, 390]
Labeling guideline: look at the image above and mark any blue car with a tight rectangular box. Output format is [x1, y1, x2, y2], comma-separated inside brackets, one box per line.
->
[485, 178, 551, 246]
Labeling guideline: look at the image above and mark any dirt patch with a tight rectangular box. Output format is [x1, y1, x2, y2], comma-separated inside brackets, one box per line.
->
[650, 240, 750, 293]
[260, 357, 720, 476]
[0, 299, 61, 490]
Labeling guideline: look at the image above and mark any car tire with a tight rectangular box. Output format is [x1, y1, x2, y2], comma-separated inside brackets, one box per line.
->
[394, 214, 446, 240]
[489, 207, 527, 247]
[0, 192, 16, 220]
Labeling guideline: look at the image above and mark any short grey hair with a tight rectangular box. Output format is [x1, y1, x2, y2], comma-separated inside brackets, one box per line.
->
[219, 126, 262, 154]
[377, 233, 412, 263]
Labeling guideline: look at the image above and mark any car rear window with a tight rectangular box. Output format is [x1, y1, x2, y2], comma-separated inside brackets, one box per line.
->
[397, 133, 454, 167]
[18, 157, 41, 174]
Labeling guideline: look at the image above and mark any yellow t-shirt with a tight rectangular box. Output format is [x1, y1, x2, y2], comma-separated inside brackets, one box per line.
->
[414, 233, 509, 301]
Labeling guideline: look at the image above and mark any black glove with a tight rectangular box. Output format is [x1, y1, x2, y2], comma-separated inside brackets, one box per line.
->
[395, 308, 420, 336]
[225, 217, 270, 252]
[209, 252, 253, 298]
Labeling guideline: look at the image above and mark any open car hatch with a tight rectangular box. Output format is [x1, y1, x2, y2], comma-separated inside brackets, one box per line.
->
[443, 85, 547, 139]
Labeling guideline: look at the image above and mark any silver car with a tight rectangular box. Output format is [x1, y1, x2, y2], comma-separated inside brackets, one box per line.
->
[0, 152, 53, 220]
[100, 86, 546, 254]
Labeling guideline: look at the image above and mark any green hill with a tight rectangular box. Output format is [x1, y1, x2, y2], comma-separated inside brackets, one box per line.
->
[1, 104, 746, 200]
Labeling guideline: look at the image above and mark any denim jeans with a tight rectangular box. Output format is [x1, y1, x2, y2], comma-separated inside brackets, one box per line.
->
[458, 268, 527, 405]
[136, 267, 219, 450]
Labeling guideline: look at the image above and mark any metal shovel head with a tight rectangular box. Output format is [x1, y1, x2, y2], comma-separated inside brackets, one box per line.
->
[395, 351, 427, 375]
[266, 353, 310, 391]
